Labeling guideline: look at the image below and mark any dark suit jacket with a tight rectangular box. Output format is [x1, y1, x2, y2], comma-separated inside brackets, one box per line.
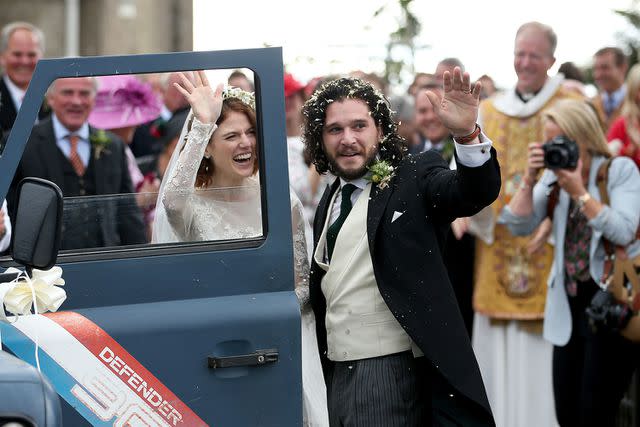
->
[8, 117, 146, 249]
[310, 149, 501, 426]
[0, 77, 50, 136]
[409, 134, 456, 164]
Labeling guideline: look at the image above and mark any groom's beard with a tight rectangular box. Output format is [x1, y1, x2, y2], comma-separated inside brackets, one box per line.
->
[326, 146, 378, 180]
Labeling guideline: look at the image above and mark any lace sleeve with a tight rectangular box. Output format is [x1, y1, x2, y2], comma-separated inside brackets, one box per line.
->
[287, 139, 312, 205]
[161, 117, 216, 239]
[290, 190, 311, 309]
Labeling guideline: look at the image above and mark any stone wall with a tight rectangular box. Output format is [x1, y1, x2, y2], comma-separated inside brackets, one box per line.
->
[0, 0, 192, 59]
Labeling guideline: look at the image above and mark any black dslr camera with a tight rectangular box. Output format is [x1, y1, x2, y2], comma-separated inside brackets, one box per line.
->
[542, 135, 579, 169]
[585, 288, 633, 334]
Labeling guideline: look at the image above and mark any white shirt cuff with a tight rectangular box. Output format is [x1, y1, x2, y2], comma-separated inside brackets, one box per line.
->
[0, 201, 11, 252]
[0, 232, 9, 252]
[454, 132, 492, 168]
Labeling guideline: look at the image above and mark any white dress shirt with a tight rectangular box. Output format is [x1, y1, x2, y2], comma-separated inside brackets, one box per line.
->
[3, 75, 25, 111]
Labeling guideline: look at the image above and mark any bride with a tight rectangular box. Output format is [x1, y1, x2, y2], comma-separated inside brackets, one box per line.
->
[152, 70, 329, 426]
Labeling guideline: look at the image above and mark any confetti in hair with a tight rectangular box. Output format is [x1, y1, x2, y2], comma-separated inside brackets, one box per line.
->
[301, 77, 406, 175]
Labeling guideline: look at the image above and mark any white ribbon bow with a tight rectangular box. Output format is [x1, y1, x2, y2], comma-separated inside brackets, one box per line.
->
[0, 266, 66, 372]
[0, 266, 66, 322]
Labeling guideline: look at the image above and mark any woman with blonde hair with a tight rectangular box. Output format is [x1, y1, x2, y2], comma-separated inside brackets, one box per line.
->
[607, 63, 640, 168]
[502, 98, 640, 426]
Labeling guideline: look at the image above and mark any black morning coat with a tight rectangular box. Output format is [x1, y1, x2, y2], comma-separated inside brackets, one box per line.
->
[7, 117, 146, 248]
[0, 77, 50, 135]
[310, 148, 501, 426]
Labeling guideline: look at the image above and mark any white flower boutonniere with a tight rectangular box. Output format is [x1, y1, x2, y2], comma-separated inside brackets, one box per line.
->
[90, 129, 111, 160]
[367, 160, 395, 190]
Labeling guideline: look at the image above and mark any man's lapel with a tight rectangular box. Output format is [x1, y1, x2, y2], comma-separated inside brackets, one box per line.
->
[89, 128, 107, 195]
[315, 174, 394, 257]
[38, 119, 64, 185]
[0, 79, 18, 129]
[366, 181, 393, 250]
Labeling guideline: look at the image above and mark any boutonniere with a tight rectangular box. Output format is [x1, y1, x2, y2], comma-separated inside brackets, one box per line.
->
[149, 117, 167, 138]
[366, 159, 395, 189]
[90, 129, 111, 159]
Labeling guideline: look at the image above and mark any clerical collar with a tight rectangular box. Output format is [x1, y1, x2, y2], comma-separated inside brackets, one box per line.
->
[515, 88, 542, 103]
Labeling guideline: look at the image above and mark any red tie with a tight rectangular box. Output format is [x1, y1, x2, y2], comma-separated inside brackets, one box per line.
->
[68, 135, 85, 176]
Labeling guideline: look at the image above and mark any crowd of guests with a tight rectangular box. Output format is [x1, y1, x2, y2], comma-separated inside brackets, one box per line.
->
[1, 17, 640, 427]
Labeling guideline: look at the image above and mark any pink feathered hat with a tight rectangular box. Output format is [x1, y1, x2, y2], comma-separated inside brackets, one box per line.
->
[89, 75, 162, 129]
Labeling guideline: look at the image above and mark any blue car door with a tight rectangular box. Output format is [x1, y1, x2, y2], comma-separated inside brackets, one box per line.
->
[0, 48, 302, 426]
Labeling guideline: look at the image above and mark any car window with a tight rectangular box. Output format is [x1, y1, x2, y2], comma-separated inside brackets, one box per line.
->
[5, 69, 265, 256]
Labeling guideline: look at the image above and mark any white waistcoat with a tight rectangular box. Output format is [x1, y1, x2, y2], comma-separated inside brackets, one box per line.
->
[314, 184, 422, 361]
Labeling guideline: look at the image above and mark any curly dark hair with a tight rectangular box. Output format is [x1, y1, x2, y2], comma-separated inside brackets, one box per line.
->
[302, 77, 406, 175]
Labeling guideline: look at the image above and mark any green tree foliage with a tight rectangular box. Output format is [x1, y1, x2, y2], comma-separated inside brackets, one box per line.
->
[614, 0, 640, 68]
[582, 2, 639, 84]
[375, 0, 422, 88]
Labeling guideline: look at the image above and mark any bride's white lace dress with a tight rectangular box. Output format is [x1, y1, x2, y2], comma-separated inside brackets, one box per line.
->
[156, 116, 329, 426]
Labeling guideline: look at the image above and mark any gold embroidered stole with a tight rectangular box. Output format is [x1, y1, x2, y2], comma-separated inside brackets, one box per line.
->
[473, 89, 581, 319]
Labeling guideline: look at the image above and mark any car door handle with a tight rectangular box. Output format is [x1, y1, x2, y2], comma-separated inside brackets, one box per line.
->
[208, 348, 278, 369]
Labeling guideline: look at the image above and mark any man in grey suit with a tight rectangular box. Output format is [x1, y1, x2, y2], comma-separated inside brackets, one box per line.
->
[304, 69, 500, 425]
[9, 77, 146, 250]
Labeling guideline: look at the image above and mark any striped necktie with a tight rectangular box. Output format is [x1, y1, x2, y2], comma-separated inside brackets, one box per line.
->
[326, 183, 357, 261]
[604, 95, 616, 117]
[68, 134, 86, 176]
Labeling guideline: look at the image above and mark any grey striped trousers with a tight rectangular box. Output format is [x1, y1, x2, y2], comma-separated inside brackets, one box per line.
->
[327, 351, 429, 426]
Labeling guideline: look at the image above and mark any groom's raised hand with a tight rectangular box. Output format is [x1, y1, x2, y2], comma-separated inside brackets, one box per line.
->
[425, 67, 482, 140]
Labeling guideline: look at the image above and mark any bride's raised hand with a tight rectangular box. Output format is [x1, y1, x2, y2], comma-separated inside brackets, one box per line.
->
[173, 70, 223, 124]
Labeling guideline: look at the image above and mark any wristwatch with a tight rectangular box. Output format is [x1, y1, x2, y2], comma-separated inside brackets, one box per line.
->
[576, 192, 591, 210]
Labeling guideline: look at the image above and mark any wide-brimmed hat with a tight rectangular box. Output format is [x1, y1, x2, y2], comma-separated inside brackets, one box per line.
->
[89, 75, 162, 130]
[284, 72, 304, 98]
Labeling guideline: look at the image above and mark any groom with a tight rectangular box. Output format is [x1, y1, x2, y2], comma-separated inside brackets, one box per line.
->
[303, 69, 499, 426]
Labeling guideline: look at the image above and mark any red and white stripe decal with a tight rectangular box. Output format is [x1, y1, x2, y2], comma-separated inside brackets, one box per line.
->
[12, 312, 208, 426]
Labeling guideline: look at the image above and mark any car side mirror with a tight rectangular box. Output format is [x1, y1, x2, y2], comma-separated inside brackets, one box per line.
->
[11, 178, 63, 274]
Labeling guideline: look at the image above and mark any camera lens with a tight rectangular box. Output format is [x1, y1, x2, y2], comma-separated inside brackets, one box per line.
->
[548, 152, 562, 163]
[544, 149, 567, 169]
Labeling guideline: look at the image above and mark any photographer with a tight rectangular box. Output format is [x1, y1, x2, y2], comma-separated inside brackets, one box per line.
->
[502, 99, 640, 427]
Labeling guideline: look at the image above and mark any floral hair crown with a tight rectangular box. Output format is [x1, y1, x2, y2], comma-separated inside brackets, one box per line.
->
[223, 86, 255, 110]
